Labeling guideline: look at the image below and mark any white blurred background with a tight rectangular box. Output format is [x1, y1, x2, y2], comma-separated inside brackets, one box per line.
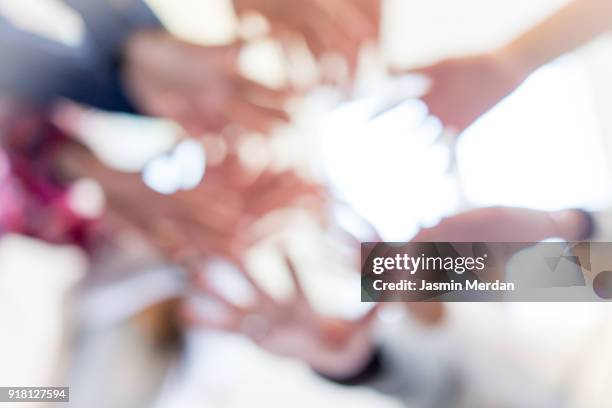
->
[3, 0, 612, 406]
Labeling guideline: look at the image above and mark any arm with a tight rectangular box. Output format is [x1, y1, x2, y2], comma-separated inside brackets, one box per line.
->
[0, 1, 162, 112]
[63, 0, 161, 67]
[63, 0, 293, 134]
[0, 17, 136, 112]
[232, 0, 380, 79]
[1, 2, 291, 133]
[499, 0, 612, 75]
[407, 0, 612, 132]
[183, 207, 592, 402]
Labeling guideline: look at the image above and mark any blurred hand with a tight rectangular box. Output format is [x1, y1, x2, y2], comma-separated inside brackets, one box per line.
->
[400, 52, 530, 133]
[412, 207, 589, 243]
[116, 158, 324, 260]
[409, 207, 589, 274]
[123, 30, 291, 135]
[233, 0, 380, 77]
[184, 254, 380, 379]
[58, 143, 324, 261]
[404, 207, 590, 321]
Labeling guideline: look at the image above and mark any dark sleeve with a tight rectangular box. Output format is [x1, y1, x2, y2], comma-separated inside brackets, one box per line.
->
[63, 0, 162, 70]
[315, 340, 457, 406]
[316, 348, 384, 386]
[0, 17, 134, 112]
[0, 0, 161, 112]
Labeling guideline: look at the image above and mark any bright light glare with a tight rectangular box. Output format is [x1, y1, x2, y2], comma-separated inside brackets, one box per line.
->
[319, 58, 611, 242]
[458, 59, 612, 211]
[142, 139, 206, 195]
[318, 96, 458, 241]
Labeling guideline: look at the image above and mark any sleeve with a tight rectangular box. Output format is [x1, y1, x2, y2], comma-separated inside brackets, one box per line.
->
[0, 16, 136, 112]
[63, 0, 162, 71]
[0, 0, 162, 112]
[591, 209, 612, 241]
[316, 333, 458, 407]
[0, 105, 95, 247]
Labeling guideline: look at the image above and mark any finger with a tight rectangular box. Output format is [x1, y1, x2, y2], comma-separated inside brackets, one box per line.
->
[352, 0, 381, 41]
[192, 272, 249, 316]
[181, 303, 243, 332]
[319, 2, 372, 77]
[244, 167, 287, 196]
[186, 227, 248, 262]
[284, 255, 307, 302]
[310, 5, 363, 78]
[301, 25, 329, 61]
[187, 203, 244, 235]
[252, 170, 323, 201]
[244, 170, 299, 212]
[233, 259, 279, 307]
[357, 303, 382, 327]
[189, 42, 242, 78]
[389, 62, 441, 79]
[175, 189, 244, 222]
[247, 178, 323, 217]
[241, 79, 293, 111]
[229, 100, 289, 134]
[323, 0, 377, 43]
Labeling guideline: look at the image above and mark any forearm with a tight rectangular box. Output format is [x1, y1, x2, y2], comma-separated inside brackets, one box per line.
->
[496, 0, 612, 75]
[55, 141, 144, 200]
[413, 207, 591, 243]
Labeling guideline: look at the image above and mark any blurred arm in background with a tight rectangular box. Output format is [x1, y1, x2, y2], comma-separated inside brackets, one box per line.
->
[0, 0, 292, 135]
[54, 140, 323, 261]
[183, 206, 593, 405]
[232, 0, 380, 79]
[0, 0, 160, 112]
[0, 14, 139, 113]
[398, 0, 612, 132]
[0, 97, 321, 261]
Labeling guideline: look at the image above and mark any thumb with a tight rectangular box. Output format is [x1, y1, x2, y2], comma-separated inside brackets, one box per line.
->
[197, 41, 244, 75]
[388, 62, 437, 78]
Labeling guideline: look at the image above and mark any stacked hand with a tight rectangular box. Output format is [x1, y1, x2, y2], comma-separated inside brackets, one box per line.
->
[396, 52, 531, 133]
[57, 142, 324, 262]
[123, 31, 292, 136]
[183, 253, 380, 379]
[412, 206, 589, 243]
[233, 0, 380, 77]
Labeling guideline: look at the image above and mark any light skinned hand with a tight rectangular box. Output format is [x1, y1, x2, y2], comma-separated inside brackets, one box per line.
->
[405, 206, 590, 320]
[412, 207, 589, 243]
[58, 143, 325, 262]
[398, 52, 531, 133]
[233, 0, 380, 78]
[183, 253, 380, 379]
[123, 30, 292, 136]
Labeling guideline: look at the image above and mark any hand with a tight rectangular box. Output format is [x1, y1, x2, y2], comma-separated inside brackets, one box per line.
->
[57, 142, 325, 261]
[123, 30, 291, 136]
[409, 207, 590, 280]
[233, 0, 380, 77]
[183, 254, 380, 379]
[399, 52, 530, 133]
[113, 158, 324, 260]
[402, 207, 590, 320]
[412, 207, 590, 243]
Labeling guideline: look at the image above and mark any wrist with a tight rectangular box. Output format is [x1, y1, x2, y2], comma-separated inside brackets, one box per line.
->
[306, 320, 376, 379]
[490, 44, 537, 84]
[550, 209, 594, 241]
[315, 347, 383, 386]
